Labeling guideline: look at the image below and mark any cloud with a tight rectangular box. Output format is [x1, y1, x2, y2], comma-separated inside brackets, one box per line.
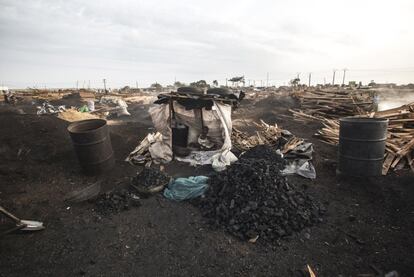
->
[0, 0, 414, 88]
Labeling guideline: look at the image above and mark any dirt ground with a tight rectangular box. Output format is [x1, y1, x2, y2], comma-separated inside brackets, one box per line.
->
[0, 92, 413, 277]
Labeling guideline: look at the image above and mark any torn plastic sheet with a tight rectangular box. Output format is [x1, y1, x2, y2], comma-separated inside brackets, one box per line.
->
[284, 142, 313, 159]
[281, 142, 316, 179]
[281, 159, 316, 179]
[115, 99, 130, 116]
[175, 150, 221, 166]
[175, 149, 237, 171]
[99, 96, 130, 116]
[125, 132, 172, 165]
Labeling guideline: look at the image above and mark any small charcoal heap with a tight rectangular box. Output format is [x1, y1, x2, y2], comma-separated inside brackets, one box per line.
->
[198, 145, 325, 243]
[95, 189, 141, 216]
[131, 167, 170, 196]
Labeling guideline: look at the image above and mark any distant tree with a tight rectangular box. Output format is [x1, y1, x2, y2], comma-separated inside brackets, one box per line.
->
[348, 81, 357, 87]
[150, 82, 163, 91]
[120, 86, 131, 93]
[190, 80, 209, 89]
[212, 80, 218, 87]
[174, 81, 186, 87]
[228, 76, 245, 87]
[289, 78, 300, 86]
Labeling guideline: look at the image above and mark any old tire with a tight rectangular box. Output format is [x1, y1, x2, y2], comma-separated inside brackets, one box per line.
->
[207, 88, 231, 96]
[177, 86, 204, 95]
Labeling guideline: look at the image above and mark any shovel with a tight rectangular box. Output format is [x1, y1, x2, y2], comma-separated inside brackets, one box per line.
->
[0, 206, 45, 236]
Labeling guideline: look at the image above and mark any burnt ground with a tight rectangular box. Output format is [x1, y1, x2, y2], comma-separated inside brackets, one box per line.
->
[0, 93, 413, 276]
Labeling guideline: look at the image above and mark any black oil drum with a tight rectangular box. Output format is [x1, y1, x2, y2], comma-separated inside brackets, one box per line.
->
[338, 117, 388, 177]
[172, 124, 190, 157]
[172, 124, 188, 147]
[67, 119, 114, 175]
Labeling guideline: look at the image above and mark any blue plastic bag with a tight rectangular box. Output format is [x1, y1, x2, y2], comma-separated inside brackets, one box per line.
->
[163, 176, 209, 201]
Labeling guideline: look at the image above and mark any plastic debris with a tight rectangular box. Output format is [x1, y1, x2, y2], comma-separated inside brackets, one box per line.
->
[163, 176, 209, 201]
[36, 101, 66, 115]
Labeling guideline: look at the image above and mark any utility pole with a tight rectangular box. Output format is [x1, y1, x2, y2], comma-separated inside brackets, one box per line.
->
[88, 80, 90, 89]
[225, 78, 228, 87]
[332, 69, 337, 85]
[136, 81, 138, 89]
[76, 80, 79, 90]
[342, 69, 347, 86]
[266, 72, 269, 87]
[308, 73, 312, 87]
[103, 78, 107, 94]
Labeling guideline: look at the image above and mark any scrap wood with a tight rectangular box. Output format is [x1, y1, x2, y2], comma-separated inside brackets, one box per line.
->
[396, 138, 414, 156]
[307, 265, 317, 277]
[407, 152, 414, 171]
[282, 137, 304, 154]
[232, 120, 308, 157]
[382, 153, 397, 174]
[395, 158, 407, 170]
[290, 88, 373, 120]
[232, 121, 283, 151]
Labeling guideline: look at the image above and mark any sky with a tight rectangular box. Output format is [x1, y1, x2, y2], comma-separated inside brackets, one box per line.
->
[1, 0, 414, 88]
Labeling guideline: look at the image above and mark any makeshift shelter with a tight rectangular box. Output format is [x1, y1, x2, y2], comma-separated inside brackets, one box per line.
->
[126, 87, 244, 171]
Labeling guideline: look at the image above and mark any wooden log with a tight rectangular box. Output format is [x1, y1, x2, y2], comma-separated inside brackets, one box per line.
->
[382, 153, 396, 175]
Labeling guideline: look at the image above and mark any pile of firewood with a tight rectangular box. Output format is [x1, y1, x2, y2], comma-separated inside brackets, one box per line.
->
[290, 89, 374, 120]
[312, 103, 414, 174]
[232, 120, 304, 153]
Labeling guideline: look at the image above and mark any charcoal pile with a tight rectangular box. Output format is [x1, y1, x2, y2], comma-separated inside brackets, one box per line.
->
[131, 167, 170, 196]
[95, 189, 141, 216]
[239, 144, 285, 168]
[198, 145, 325, 243]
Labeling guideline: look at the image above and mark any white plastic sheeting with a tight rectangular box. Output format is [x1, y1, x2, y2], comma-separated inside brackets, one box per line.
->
[148, 104, 173, 163]
[281, 142, 316, 179]
[142, 101, 237, 170]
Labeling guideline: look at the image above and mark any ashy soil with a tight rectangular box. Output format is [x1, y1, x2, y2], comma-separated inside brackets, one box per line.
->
[0, 92, 413, 277]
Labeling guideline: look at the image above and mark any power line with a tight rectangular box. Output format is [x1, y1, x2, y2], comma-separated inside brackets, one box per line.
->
[266, 72, 269, 87]
[342, 69, 347, 85]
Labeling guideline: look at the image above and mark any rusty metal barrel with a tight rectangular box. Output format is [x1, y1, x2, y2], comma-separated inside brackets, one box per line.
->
[338, 117, 388, 177]
[67, 119, 114, 175]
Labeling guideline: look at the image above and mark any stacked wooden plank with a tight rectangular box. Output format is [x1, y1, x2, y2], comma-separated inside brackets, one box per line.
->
[231, 120, 304, 153]
[290, 88, 374, 120]
[372, 103, 414, 174]
[232, 120, 282, 151]
[310, 103, 414, 174]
